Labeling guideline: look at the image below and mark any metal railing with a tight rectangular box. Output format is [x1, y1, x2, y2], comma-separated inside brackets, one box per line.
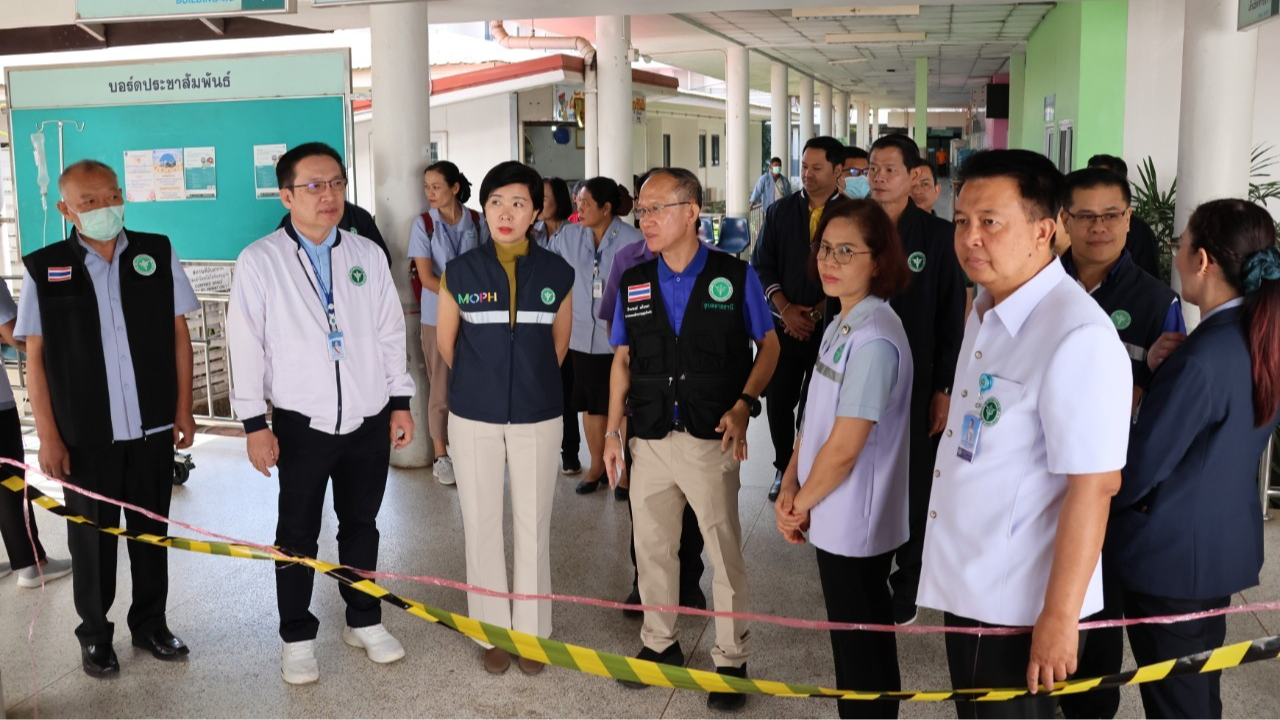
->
[189, 292, 240, 428]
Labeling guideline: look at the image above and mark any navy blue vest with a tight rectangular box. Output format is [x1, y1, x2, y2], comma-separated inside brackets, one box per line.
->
[446, 241, 574, 424]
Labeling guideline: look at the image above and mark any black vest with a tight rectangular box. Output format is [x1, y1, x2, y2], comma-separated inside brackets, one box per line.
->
[24, 230, 178, 447]
[621, 250, 754, 440]
[446, 241, 574, 425]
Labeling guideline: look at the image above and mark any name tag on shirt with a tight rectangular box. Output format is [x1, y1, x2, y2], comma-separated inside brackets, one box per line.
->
[592, 279, 604, 299]
[328, 331, 346, 362]
[957, 412, 983, 462]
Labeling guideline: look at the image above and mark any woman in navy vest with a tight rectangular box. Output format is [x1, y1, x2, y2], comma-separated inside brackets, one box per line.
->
[774, 200, 914, 720]
[407, 161, 487, 487]
[1107, 199, 1280, 719]
[436, 161, 574, 676]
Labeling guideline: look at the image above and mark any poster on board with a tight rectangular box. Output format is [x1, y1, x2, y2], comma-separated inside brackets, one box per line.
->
[152, 148, 185, 201]
[184, 147, 217, 199]
[124, 150, 156, 202]
[253, 143, 287, 199]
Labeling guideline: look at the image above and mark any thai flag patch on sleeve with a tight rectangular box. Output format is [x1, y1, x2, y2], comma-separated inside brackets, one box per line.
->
[48, 267, 72, 282]
[627, 283, 651, 302]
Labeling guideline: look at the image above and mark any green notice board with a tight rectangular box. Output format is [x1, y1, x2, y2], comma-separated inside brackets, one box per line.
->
[11, 97, 346, 261]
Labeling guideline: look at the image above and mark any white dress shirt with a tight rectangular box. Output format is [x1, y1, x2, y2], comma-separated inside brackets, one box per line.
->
[918, 258, 1132, 626]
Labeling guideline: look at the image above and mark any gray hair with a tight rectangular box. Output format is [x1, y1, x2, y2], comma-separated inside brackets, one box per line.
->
[58, 159, 118, 192]
[642, 167, 703, 208]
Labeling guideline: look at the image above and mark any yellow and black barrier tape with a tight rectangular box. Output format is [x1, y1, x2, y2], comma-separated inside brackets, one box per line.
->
[6, 474, 1280, 702]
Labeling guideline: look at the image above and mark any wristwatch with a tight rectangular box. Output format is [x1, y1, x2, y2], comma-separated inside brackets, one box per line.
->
[739, 394, 762, 418]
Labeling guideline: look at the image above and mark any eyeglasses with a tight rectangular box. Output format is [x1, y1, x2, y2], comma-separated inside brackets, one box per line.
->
[1066, 210, 1128, 226]
[816, 242, 873, 265]
[287, 178, 348, 195]
[633, 201, 691, 220]
[847, 168, 869, 177]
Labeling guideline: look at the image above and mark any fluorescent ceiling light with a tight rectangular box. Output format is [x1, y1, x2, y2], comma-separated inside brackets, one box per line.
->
[829, 58, 868, 65]
[793, 5, 921, 20]
[826, 32, 927, 43]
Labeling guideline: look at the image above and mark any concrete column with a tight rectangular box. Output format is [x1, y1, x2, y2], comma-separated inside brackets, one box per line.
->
[726, 45, 751, 218]
[834, 90, 849, 142]
[871, 106, 881, 142]
[798, 76, 815, 150]
[855, 100, 869, 148]
[596, 16, 632, 185]
[818, 83, 833, 137]
[371, 1, 431, 467]
[1008, 52, 1026, 151]
[770, 62, 790, 176]
[915, 56, 928, 147]
[1173, 0, 1258, 326]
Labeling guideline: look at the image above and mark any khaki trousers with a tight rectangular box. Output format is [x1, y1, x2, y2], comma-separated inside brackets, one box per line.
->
[631, 431, 751, 667]
[420, 326, 450, 444]
[449, 413, 561, 643]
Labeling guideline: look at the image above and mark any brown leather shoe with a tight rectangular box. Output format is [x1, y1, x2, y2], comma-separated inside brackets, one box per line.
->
[517, 656, 545, 675]
[483, 647, 511, 674]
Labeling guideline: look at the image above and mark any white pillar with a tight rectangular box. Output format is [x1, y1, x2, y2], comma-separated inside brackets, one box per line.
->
[596, 16, 632, 185]
[855, 100, 869, 148]
[798, 76, 815, 151]
[871, 106, 881, 143]
[1174, 0, 1258, 326]
[818, 83, 833, 137]
[834, 90, 849, 142]
[770, 62, 789, 177]
[726, 46, 751, 218]
[371, 1, 431, 468]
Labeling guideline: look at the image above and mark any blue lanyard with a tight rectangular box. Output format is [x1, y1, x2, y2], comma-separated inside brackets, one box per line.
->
[302, 246, 339, 333]
[436, 211, 468, 259]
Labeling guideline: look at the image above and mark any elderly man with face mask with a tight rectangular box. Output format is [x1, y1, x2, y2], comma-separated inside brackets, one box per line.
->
[16, 159, 199, 678]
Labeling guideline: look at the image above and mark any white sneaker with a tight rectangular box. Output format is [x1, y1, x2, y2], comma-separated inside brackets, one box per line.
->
[281, 640, 320, 684]
[433, 456, 456, 486]
[0, 561, 10, 579]
[16, 557, 73, 588]
[342, 624, 405, 664]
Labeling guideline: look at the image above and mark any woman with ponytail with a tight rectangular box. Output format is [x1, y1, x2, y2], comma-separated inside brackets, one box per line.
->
[1106, 198, 1280, 719]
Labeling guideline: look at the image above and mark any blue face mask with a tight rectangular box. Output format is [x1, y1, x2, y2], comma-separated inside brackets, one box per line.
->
[75, 204, 125, 241]
[843, 175, 871, 200]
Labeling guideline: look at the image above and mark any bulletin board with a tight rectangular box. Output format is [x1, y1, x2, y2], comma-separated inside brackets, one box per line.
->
[5, 50, 352, 262]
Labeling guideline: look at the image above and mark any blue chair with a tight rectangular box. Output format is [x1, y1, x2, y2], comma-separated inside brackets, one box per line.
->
[698, 217, 715, 243]
[717, 217, 751, 256]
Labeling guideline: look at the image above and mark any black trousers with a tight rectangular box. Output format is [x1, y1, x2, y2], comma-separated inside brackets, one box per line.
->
[944, 613, 1087, 719]
[0, 408, 45, 569]
[65, 432, 174, 647]
[1124, 590, 1230, 720]
[763, 329, 820, 472]
[888, 392, 941, 610]
[1060, 564, 1124, 720]
[560, 360, 580, 458]
[816, 548, 900, 719]
[624, 419, 704, 595]
[274, 406, 391, 643]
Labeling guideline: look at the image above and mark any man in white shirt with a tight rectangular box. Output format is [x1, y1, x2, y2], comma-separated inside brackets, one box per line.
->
[918, 149, 1131, 719]
[228, 142, 415, 685]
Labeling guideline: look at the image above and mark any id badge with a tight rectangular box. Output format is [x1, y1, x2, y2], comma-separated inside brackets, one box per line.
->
[956, 412, 983, 463]
[592, 279, 604, 299]
[327, 331, 346, 362]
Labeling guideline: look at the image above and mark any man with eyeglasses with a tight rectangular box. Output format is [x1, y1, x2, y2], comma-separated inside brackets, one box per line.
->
[228, 142, 415, 685]
[868, 133, 965, 627]
[1086, 155, 1161, 279]
[1056, 167, 1184, 720]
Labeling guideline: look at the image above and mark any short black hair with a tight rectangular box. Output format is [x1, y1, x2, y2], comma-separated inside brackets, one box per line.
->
[769, 156, 783, 165]
[1087, 154, 1129, 181]
[803, 136, 845, 167]
[276, 142, 345, 190]
[1063, 167, 1132, 209]
[583, 176, 635, 217]
[844, 146, 870, 163]
[918, 162, 938, 183]
[543, 177, 574, 222]
[642, 167, 703, 208]
[870, 133, 923, 169]
[956, 149, 1064, 221]
[479, 161, 544, 216]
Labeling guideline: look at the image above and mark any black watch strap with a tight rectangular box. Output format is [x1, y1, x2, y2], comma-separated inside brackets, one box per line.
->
[739, 394, 762, 418]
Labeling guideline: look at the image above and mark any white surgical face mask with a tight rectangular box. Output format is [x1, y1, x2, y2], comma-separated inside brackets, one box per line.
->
[770, 165, 781, 176]
[75, 204, 125, 241]
[843, 175, 871, 200]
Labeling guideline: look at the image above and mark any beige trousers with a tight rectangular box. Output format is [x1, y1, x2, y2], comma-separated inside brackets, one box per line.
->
[449, 413, 561, 643]
[630, 432, 751, 667]
[420, 326, 450, 444]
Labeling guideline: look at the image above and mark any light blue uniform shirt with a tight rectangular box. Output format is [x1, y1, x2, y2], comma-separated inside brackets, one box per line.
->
[297, 223, 338, 293]
[549, 217, 640, 355]
[0, 282, 18, 411]
[823, 296, 900, 422]
[407, 207, 486, 325]
[15, 230, 200, 441]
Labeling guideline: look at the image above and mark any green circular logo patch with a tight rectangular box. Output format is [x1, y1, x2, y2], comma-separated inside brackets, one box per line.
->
[349, 266, 367, 286]
[980, 397, 1002, 427]
[132, 254, 156, 277]
[708, 277, 734, 302]
[833, 343, 845, 364]
[541, 287, 556, 305]
[908, 252, 927, 273]
[1111, 310, 1132, 330]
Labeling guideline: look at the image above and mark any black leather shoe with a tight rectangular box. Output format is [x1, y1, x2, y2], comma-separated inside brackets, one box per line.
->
[132, 628, 190, 661]
[767, 471, 783, 502]
[679, 586, 707, 610]
[707, 664, 748, 712]
[621, 586, 643, 619]
[574, 474, 604, 494]
[618, 643, 684, 688]
[614, 484, 630, 502]
[82, 644, 120, 677]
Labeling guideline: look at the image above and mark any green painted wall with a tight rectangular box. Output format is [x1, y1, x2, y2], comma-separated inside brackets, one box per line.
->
[1018, 1, 1127, 170]
[1009, 52, 1026, 148]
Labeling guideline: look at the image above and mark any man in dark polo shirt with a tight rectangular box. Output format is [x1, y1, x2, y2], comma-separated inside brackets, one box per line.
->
[1057, 166, 1185, 720]
[867, 134, 966, 626]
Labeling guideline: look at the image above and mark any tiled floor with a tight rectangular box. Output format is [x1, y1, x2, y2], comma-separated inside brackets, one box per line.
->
[2, 420, 1279, 718]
